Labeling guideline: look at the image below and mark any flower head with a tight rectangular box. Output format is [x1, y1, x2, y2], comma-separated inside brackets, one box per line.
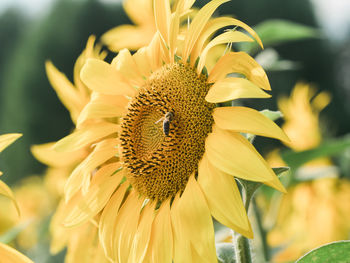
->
[55, 0, 289, 262]
[278, 82, 331, 152]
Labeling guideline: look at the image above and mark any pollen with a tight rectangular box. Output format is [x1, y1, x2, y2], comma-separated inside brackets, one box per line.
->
[120, 63, 214, 201]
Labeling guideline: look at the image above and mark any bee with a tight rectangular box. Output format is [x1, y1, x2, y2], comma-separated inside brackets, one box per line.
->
[155, 112, 174, 136]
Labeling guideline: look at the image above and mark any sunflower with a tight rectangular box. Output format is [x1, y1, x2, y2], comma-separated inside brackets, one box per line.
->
[101, 0, 155, 52]
[55, 0, 289, 262]
[264, 83, 350, 262]
[0, 176, 55, 250]
[0, 133, 22, 214]
[0, 133, 34, 263]
[31, 36, 110, 261]
[266, 82, 332, 169]
[278, 82, 331, 152]
[268, 177, 350, 262]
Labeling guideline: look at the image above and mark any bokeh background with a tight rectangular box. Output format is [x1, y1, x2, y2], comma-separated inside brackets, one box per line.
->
[0, 0, 349, 262]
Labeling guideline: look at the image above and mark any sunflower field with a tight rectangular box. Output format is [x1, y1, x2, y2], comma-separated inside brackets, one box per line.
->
[0, 0, 350, 262]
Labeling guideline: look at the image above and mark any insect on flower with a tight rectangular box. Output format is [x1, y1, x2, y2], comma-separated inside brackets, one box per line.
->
[155, 112, 174, 136]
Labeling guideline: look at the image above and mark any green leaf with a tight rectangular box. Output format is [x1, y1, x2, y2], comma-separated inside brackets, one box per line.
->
[260, 109, 283, 121]
[216, 243, 236, 263]
[0, 220, 32, 243]
[296, 241, 350, 263]
[240, 19, 320, 54]
[281, 135, 350, 169]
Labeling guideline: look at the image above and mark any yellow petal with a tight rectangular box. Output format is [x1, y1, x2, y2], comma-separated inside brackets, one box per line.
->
[99, 183, 128, 261]
[191, 16, 263, 66]
[50, 200, 70, 254]
[0, 243, 34, 263]
[133, 47, 152, 78]
[46, 61, 86, 123]
[111, 48, 144, 86]
[0, 133, 22, 153]
[64, 138, 119, 201]
[154, 0, 171, 44]
[169, 11, 180, 60]
[146, 32, 164, 71]
[101, 25, 154, 52]
[311, 90, 331, 112]
[208, 52, 271, 90]
[64, 223, 100, 263]
[182, 0, 230, 62]
[213, 106, 290, 142]
[63, 163, 123, 227]
[198, 154, 253, 238]
[146, 199, 173, 263]
[205, 126, 286, 192]
[31, 142, 86, 167]
[128, 202, 156, 263]
[197, 31, 254, 74]
[174, 175, 217, 262]
[171, 194, 192, 263]
[113, 190, 144, 263]
[123, 0, 153, 26]
[54, 121, 118, 152]
[173, 0, 195, 14]
[205, 77, 271, 103]
[77, 100, 126, 127]
[80, 58, 135, 96]
[0, 180, 20, 216]
[73, 35, 104, 97]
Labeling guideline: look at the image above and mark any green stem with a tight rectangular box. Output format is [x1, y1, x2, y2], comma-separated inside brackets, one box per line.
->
[233, 183, 254, 263]
[252, 198, 269, 262]
[234, 233, 253, 263]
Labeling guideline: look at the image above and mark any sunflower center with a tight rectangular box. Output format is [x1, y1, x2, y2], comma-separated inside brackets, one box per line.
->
[120, 63, 214, 201]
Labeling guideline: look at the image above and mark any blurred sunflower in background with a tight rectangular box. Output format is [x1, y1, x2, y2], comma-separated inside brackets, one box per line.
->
[101, 0, 155, 51]
[0, 133, 34, 263]
[30, 36, 110, 262]
[52, 0, 290, 262]
[0, 133, 22, 210]
[102, 0, 225, 70]
[264, 83, 350, 262]
[0, 176, 54, 250]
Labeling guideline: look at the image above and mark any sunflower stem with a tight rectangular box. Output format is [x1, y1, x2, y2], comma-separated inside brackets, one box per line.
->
[251, 198, 270, 262]
[233, 180, 255, 263]
[234, 233, 253, 263]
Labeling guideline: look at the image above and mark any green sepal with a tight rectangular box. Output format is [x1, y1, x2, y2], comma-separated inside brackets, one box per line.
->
[237, 166, 289, 210]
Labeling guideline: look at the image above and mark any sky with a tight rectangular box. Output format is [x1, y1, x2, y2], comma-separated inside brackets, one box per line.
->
[310, 0, 350, 43]
[0, 0, 349, 43]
